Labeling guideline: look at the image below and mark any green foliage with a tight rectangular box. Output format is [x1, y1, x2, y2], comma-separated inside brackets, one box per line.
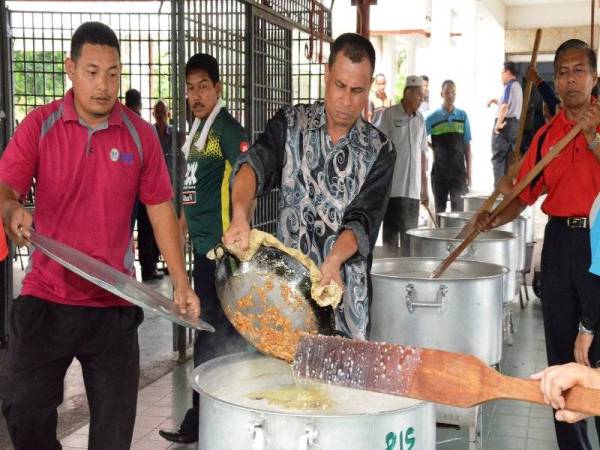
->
[13, 50, 66, 122]
[393, 47, 408, 104]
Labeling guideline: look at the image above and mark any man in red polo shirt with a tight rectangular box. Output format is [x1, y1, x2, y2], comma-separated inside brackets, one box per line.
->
[476, 39, 600, 449]
[0, 22, 199, 450]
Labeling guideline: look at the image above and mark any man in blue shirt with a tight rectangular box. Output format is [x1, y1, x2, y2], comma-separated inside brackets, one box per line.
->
[487, 62, 523, 185]
[426, 80, 472, 213]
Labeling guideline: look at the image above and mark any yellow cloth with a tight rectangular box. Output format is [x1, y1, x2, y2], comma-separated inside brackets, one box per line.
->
[208, 230, 342, 308]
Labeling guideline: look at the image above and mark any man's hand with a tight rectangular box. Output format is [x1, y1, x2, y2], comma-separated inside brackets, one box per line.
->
[421, 190, 429, 208]
[3, 200, 32, 246]
[574, 332, 594, 367]
[173, 284, 200, 316]
[223, 216, 251, 252]
[487, 99, 497, 108]
[473, 211, 497, 233]
[320, 255, 344, 291]
[531, 363, 600, 423]
[582, 102, 600, 142]
[494, 121, 505, 134]
[525, 64, 541, 84]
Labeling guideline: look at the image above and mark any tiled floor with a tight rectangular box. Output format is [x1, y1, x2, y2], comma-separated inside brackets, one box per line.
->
[59, 295, 600, 450]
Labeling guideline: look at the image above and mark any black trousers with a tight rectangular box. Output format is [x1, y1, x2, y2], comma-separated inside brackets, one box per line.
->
[382, 197, 420, 257]
[136, 201, 159, 277]
[541, 220, 600, 450]
[491, 117, 518, 186]
[431, 176, 467, 215]
[179, 255, 247, 434]
[0, 296, 143, 450]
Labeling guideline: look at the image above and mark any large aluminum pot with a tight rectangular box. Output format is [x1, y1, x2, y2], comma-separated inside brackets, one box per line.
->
[370, 257, 505, 365]
[462, 192, 499, 213]
[407, 227, 516, 304]
[438, 211, 527, 272]
[461, 193, 535, 244]
[192, 352, 436, 450]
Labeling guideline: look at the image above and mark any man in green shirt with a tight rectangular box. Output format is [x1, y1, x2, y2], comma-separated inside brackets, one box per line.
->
[159, 53, 248, 444]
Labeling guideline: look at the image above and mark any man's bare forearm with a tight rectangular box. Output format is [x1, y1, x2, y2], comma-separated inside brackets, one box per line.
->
[231, 164, 258, 223]
[496, 104, 508, 129]
[147, 201, 189, 289]
[326, 229, 358, 266]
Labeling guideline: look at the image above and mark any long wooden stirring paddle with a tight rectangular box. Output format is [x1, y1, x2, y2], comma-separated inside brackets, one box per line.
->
[455, 29, 542, 240]
[422, 201, 438, 228]
[431, 121, 585, 279]
[293, 335, 600, 416]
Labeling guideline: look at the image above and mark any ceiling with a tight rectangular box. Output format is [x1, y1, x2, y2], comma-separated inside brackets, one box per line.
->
[502, 0, 590, 5]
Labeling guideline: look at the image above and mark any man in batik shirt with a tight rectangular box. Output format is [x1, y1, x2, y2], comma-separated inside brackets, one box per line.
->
[224, 33, 396, 339]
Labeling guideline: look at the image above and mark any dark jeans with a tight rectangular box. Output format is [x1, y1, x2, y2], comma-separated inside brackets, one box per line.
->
[136, 201, 159, 277]
[0, 296, 143, 450]
[179, 255, 247, 434]
[382, 197, 420, 257]
[541, 220, 600, 449]
[431, 176, 467, 214]
[491, 117, 518, 186]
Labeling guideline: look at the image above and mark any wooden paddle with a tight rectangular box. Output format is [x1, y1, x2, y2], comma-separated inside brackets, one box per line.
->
[455, 29, 542, 240]
[293, 334, 600, 415]
[454, 156, 524, 239]
[422, 201, 438, 227]
[431, 121, 585, 279]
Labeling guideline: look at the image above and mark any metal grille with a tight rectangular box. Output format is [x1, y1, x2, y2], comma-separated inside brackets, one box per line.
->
[5, 0, 331, 244]
[184, 0, 330, 235]
[9, 9, 173, 124]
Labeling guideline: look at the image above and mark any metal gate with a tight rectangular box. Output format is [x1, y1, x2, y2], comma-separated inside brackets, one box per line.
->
[0, 0, 12, 347]
[184, 0, 331, 234]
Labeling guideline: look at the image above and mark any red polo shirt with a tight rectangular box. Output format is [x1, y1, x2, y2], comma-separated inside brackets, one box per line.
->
[0, 89, 173, 307]
[518, 108, 600, 217]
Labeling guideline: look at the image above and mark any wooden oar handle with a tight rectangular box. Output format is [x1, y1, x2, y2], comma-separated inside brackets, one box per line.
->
[514, 29, 542, 157]
[499, 376, 600, 417]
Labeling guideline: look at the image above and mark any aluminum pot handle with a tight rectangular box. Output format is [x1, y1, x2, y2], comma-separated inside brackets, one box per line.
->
[406, 283, 447, 314]
[248, 420, 265, 450]
[297, 424, 319, 450]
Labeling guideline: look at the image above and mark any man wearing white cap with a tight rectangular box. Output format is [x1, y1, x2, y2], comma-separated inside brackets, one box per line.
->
[379, 75, 429, 256]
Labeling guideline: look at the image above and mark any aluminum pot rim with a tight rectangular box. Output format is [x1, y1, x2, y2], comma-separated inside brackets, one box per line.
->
[371, 257, 508, 281]
[406, 227, 517, 242]
[191, 352, 429, 417]
[437, 211, 527, 223]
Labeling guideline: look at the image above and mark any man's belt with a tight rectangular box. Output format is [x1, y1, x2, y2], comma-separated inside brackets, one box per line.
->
[550, 216, 589, 229]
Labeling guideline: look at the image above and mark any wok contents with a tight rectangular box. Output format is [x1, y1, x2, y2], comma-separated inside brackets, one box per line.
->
[224, 275, 316, 362]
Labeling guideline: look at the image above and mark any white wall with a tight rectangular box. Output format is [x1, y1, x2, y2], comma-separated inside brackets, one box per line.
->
[332, 0, 506, 193]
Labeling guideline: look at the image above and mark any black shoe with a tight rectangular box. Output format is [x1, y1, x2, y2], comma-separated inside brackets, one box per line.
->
[158, 428, 198, 443]
[142, 270, 164, 281]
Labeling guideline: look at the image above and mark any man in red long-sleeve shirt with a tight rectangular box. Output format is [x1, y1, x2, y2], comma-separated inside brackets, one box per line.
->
[476, 39, 600, 449]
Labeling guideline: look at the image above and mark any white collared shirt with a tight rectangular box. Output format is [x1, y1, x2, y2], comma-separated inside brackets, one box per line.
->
[379, 102, 428, 199]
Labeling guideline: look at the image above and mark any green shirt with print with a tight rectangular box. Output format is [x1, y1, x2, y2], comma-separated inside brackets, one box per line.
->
[183, 108, 247, 256]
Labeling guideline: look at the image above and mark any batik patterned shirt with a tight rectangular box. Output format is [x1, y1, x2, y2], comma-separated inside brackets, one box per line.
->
[235, 101, 396, 339]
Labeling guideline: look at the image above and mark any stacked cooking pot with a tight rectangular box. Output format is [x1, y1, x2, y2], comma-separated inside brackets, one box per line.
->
[192, 352, 436, 449]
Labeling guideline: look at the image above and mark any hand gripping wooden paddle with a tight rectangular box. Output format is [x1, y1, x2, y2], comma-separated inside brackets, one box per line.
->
[430, 121, 585, 279]
[455, 29, 542, 240]
[293, 335, 600, 416]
